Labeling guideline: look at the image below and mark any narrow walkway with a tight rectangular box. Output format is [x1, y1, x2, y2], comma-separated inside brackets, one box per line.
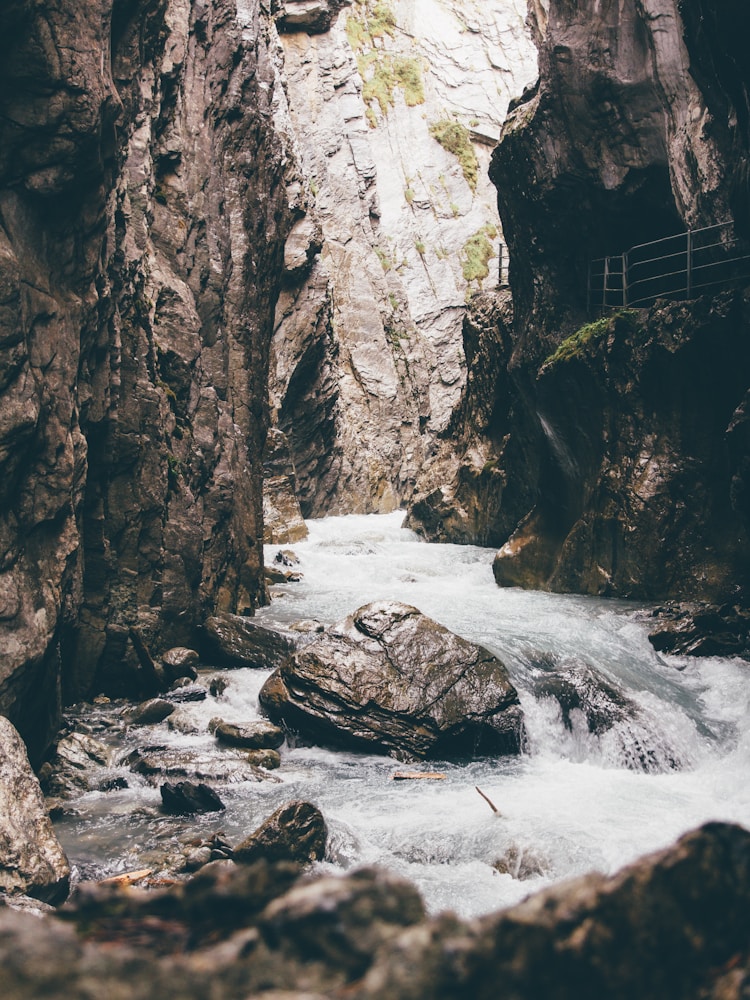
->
[588, 221, 750, 314]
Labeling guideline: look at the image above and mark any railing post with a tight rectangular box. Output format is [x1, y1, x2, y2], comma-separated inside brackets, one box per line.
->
[686, 228, 693, 299]
[603, 256, 610, 311]
[622, 252, 628, 307]
[498, 242, 504, 287]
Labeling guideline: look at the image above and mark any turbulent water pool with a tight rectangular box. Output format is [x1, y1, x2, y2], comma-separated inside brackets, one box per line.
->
[55, 512, 750, 918]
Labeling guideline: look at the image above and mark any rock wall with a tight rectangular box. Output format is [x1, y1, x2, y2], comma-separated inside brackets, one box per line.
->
[267, 0, 536, 517]
[0, 0, 291, 761]
[408, 0, 750, 602]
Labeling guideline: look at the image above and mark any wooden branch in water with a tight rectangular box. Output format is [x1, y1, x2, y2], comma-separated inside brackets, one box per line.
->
[475, 785, 500, 814]
[391, 771, 446, 781]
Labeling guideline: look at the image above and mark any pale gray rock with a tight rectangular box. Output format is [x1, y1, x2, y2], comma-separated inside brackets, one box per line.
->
[259, 600, 524, 759]
[268, 0, 537, 516]
[0, 716, 70, 904]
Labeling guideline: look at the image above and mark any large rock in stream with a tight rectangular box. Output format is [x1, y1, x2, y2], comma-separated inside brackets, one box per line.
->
[0, 716, 70, 904]
[259, 601, 524, 759]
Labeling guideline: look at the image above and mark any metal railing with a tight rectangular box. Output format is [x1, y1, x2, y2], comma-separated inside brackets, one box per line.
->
[587, 221, 750, 314]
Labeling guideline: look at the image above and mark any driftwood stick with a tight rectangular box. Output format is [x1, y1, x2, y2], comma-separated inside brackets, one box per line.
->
[475, 785, 500, 815]
[391, 771, 446, 781]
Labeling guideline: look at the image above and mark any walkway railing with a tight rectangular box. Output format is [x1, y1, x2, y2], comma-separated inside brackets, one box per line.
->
[587, 221, 750, 314]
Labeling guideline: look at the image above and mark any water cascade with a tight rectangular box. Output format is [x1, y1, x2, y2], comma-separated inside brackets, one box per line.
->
[54, 513, 750, 918]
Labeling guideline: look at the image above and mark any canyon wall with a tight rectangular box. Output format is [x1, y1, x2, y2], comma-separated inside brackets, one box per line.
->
[408, 0, 750, 602]
[267, 0, 536, 517]
[0, 0, 291, 761]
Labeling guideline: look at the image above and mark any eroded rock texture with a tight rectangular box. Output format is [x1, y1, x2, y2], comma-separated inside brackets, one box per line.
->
[408, 0, 750, 602]
[259, 600, 525, 759]
[2, 821, 750, 998]
[0, 0, 290, 760]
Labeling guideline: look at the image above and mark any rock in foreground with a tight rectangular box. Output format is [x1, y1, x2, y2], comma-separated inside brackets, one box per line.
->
[0, 717, 70, 904]
[1, 823, 750, 998]
[259, 601, 524, 759]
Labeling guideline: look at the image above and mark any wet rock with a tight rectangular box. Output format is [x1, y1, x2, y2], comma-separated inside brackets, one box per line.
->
[161, 648, 200, 684]
[123, 746, 271, 785]
[215, 721, 286, 751]
[533, 661, 634, 736]
[0, 716, 70, 904]
[647, 602, 750, 660]
[167, 711, 203, 736]
[357, 822, 750, 999]
[209, 676, 230, 698]
[234, 801, 327, 866]
[121, 698, 176, 727]
[45, 731, 113, 797]
[266, 565, 303, 584]
[160, 782, 225, 816]
[203, 613, 297, 669]
[246, 749, 282, 770]
[167, 684, 208, 703]
[259, 601, 525, 760]
[492, 843, 548, 881]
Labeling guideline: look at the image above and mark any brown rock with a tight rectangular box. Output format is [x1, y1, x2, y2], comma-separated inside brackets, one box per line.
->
[234, 801, 327, 865]
[259, 600, 524, 760]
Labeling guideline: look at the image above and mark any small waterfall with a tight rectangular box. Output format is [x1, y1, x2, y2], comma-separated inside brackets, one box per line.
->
[54, 512, 750, 919]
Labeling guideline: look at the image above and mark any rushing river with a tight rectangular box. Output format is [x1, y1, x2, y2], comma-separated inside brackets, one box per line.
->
[56, 512, 750, 918]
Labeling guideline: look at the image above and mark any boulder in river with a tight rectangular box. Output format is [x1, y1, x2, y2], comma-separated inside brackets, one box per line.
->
[0, 716, 71, 904]
[160, 781, 225, 815]
[214, 720, 286, 751]
[234, 801, 327, 865]
[259, 601, 525, 760]
[161, 647, 200, 683]
[121, 698, 176, 727]
[203, 612, 297, 668]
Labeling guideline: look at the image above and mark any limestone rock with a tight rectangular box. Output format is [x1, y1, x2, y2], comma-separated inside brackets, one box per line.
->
[259, 600, 524, 759]
[0, 716, 70, 904]
[269, 0, 537, 517]
[203, 613, 297, 669]
[234, 800, 327, 865]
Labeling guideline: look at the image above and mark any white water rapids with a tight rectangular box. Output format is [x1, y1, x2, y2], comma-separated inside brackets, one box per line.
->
[56, 512, 750, 918]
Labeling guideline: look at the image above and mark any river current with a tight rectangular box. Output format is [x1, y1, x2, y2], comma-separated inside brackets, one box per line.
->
[56, 512, 750, 918]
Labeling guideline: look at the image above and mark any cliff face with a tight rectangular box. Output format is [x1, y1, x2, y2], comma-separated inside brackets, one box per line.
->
[0, 0, 290, 760]
[407, 0, 750, 601]
[267, 0, 536, 517]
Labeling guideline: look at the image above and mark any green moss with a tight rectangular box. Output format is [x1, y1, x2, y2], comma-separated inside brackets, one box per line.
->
[374, 245, 393, 272]
[543, 309, 640, 367]
[429, 118, 478, 192]
[393, 56, 424, 106]
[346, 1, 396, 50]
[349, 1, 423, 124]
[460, 224, 497, 284]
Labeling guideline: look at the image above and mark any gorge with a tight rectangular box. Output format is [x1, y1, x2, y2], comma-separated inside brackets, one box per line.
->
[1, 0, 750, 994]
